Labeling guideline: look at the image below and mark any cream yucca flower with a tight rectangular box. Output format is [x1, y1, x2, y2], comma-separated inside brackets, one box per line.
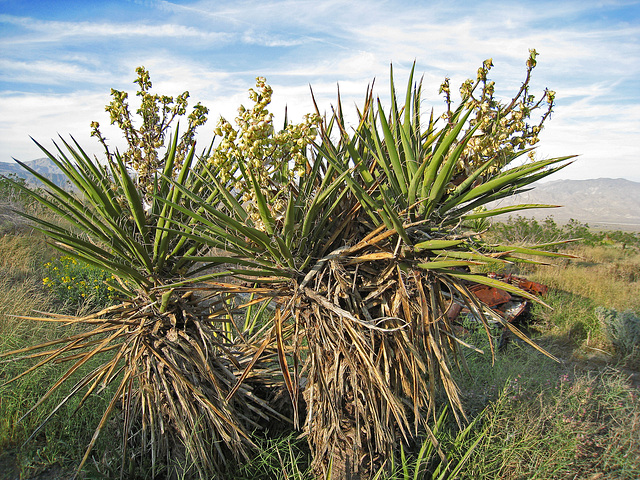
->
[208, 77, 321, 230]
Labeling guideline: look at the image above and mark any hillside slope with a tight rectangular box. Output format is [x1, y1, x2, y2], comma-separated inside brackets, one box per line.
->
[0, 158, 71, 189]
[490, 178, 640, 230]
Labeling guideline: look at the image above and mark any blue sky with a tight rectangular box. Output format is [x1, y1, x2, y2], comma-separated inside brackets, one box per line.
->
[1, 0, 638, 181]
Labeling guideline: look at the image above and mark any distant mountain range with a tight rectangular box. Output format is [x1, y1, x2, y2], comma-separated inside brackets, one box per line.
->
[488, 178, 640, 230]
[0, 157, 71, 189]
[2, 159, 639, 231]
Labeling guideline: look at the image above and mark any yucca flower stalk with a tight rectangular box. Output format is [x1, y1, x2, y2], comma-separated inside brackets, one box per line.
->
[2, 73, 281, 478]
[166, 55, 576, 479]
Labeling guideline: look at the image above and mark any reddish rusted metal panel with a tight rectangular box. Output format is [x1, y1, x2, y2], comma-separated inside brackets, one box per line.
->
[449, 273, 548, 324]
[468, 283, 511, 307]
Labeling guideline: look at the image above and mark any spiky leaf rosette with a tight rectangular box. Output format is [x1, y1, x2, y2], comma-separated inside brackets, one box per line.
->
[3, 134, 281, 478]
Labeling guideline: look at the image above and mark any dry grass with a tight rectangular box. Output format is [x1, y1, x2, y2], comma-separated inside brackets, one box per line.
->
[0, 235, 57, 350]
[528, 245, 640, 312]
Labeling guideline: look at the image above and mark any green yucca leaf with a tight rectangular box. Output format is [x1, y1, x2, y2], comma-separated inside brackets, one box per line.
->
[243, 295, 272, 332]
[182, 255, 285, 272]
[377, 98, 408, 195]
[154, 131, 192, 266]
[430, 249, 507, 264]
[439, 147, 535, 210]
[158, 184, 286, 269]
[156, 200, 257, 254]
[420, 109, 474, 212]
[461, 203, 560, 219]
[389, 63, 418, 178]
[489, 244, 579, 258]
[7, 171, 114, 245]
[15, 208, 148, 288]
[236, 157, 276, 235]
[316, 143, 382, 228]
[114, 153, 149, 244]
[54, 137, 122, 218]
[379, 184, 411, 244]
[452, 156, 575, 207]
[414, 239, 465, 251]
[201, 163, 248, 222]
[366, 104, 403, 195]
[156, 223, 252, 256]
[282, 192, 296, 249]
[228, 267, 293, 280]
[444, 160, 572, 224]
[275, 235, 296, 269]
[425, 123, 480, 216]
[400, 63, 418, 176]
[518, 238, 581, 250]
[14, 153, 114, 226]
[13, 135, 219, 294]
[405, 128, 442, 212]
[437, 154, 513, 213]
[300, 162, 355, 241]
[497, 256, 555, 266]
[155, 126, 179, 202]
[154, 271, 238, 289]
[417, 260, 482, 270]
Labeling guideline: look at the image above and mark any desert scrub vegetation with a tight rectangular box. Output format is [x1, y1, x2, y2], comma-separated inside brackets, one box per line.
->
[11, 49, 638, 480]
[517, 244, 640, 362]
[42, 255, 119, 313]
[488, 214, 640, 250]
[484, 212, 640, 363]
[0, 234, 119, 479]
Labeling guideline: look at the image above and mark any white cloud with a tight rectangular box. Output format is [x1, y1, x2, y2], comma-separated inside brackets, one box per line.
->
[0, 14, 232, 42]
[0, 0, 638, 183]
[0, 92, 110, 162]
[0, 59, 112, 86]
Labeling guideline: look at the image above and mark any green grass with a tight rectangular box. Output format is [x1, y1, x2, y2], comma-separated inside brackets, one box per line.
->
[452, 338, 640, 479]
[1, 230, 640, 479]
[0, 234, 119, 479]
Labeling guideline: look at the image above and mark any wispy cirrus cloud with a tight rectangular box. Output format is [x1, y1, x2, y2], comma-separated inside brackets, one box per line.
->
[0, 0, 638, 181]
[0, 14, 232, 42]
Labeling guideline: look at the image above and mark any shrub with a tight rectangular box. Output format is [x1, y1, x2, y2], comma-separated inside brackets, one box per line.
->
[489, 215, 640, 250]
[596, 307, 640, 359]
[42, 256, 118, 311]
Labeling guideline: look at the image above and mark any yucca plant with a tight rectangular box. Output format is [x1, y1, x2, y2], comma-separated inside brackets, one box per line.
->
[1, 70, 283, 479]
[165, 52, 576, 479]
[301, 52, 578, 478]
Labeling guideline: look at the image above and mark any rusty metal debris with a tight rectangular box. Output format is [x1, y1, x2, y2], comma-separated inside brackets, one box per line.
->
[447, 273, 548, 324]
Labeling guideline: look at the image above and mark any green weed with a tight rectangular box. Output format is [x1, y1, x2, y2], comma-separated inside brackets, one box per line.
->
[42, 255, 119, 312]
[453, 341, 640, 479]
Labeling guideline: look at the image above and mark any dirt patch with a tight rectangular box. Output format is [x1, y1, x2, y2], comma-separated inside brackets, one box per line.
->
[0, 451, 72, 480]
[0, 451, 20, 480]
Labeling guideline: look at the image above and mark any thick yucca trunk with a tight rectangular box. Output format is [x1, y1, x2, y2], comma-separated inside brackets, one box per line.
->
[296, 241, 467, 478]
